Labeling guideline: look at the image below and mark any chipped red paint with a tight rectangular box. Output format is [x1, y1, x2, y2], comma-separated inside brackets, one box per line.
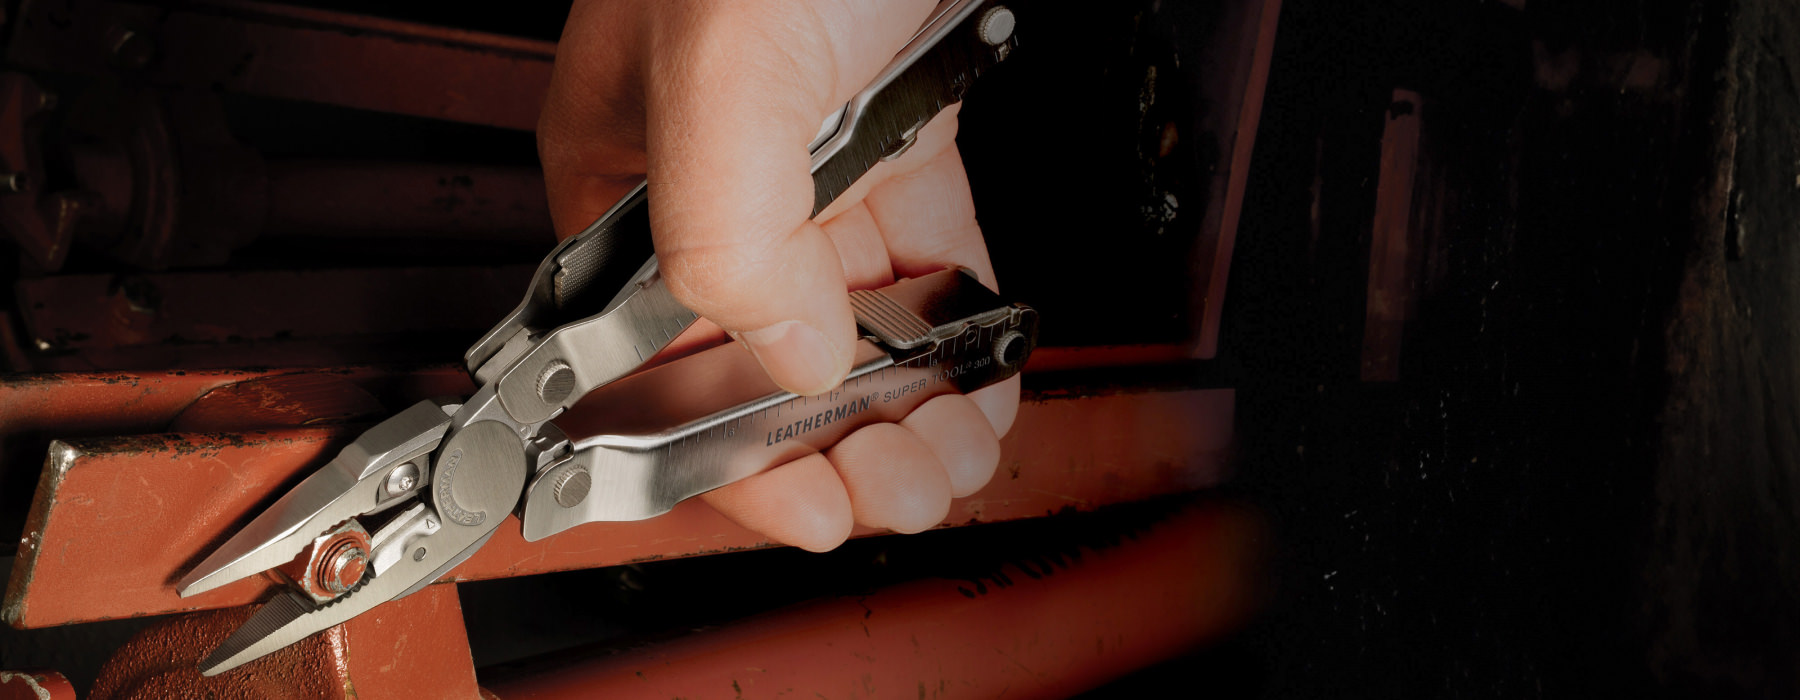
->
[484, 502, 1265, 699]
[169, 374, 385, 432]
[5, 428, 352, 629]
[6, 388, 1233, 627]
[0, 669, 76, 700]
[87, 583, 476, 699]
[0, 366, 473, 439]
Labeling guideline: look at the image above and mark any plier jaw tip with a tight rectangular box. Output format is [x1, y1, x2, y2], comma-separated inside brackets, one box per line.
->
[176, 399, 496, 676]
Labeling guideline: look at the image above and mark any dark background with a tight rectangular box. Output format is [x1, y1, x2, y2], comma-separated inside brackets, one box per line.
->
[1214, 0, 1800, 697]
[6, 0, 1800, 696]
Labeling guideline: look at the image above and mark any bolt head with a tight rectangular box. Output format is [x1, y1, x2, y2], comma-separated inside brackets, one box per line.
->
[382, 462, 422, 501]
[977, 6, 1016, 46]
[553, 464, 592, 508]
[277, 520, 372, 604]
[538, 361, 576, 404]
[318, 542, 367, 595]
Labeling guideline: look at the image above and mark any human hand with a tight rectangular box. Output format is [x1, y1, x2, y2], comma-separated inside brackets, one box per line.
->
[538, 0, 1021, 552]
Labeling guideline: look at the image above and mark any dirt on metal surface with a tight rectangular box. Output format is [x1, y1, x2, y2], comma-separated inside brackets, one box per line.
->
[86, 583, 476, 699]
[169, 374, 384, 432]
[339, 584, 480, 699]
[87, 605, 342, 700]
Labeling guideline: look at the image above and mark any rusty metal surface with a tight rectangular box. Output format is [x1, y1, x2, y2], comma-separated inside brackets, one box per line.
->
[168, 374, 385, 433]
[5, 0, 554, 130]
[262, 161, 553, 242]
[0, 351, 1151, 441]
[0, 72, 66, 271]
[274, 521, 373, 605]
[0, 669, 75, 700]
[14, 265, 534, 370]
[6, 428, 352, 629]
[87, 583, 476, 699]
[0, 366, 471, 439]
[483, 501, 1264, 699]
[9, 70, 553, 272]
[6, 388, 1233, 628]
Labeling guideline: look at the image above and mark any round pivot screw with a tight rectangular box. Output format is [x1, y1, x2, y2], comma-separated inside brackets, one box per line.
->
[553, 464, 592, 508]
[977, 6, 1016, 46]
[538, 361, 576, 404]
[383, 462, 421, 500]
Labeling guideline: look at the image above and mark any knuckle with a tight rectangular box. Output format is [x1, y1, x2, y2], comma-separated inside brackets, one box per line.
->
[658, 238, 793, 317]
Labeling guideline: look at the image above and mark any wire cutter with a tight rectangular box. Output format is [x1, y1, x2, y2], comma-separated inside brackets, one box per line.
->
[175, 0, 1036, 676]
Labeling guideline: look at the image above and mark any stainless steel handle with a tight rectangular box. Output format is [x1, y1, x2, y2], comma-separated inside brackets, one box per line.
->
[517, 268, 1036, 541]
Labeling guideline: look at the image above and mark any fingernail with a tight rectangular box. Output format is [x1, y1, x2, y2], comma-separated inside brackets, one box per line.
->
[738, 321, 843, 396]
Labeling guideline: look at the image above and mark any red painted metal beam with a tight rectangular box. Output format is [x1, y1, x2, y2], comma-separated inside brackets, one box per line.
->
[6, 0, 555, 130]
[14, 266, 533, 371]
[86, 583, 479, 699]
[0, 346, 1181, 440]
[483, 502, 1264, 699]
[0, 366, 473, 438]
[5, 388, 1233, 628]
[0, 670, 75, 700]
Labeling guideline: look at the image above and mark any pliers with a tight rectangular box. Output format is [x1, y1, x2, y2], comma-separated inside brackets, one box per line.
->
[174, 0, 1035, 676]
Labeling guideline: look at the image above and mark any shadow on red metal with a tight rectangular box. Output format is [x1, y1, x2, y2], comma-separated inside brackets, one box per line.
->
[483, 501, 1265, 699]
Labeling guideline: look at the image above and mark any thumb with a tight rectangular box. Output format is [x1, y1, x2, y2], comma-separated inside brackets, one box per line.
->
[641, 1, 929, 396]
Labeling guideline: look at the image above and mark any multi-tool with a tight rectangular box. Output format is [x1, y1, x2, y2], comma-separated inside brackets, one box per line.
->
[175, 0, 1036, 676]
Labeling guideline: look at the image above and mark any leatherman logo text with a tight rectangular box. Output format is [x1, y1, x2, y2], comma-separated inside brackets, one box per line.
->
[436, 448, 485, 527]
[766, 394, 876, 446]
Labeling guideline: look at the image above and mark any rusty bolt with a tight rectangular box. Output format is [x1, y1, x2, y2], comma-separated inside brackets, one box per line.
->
[316, 538, 368, 595]
[277, 520, 372, 604]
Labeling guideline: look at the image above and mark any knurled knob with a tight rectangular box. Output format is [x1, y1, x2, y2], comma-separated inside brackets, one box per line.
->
[977, 6, 1016, 46]
[553, 464, 592, 508]
[538, 361, 576, 404]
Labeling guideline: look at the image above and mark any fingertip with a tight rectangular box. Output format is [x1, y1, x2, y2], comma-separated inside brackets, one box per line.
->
[829, 423, 953, 535]
[900, 395, 1001, 498]
[700, 455, 853, 552]
[738, 320, 852, 397]
[968, 375, 1022, 438]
